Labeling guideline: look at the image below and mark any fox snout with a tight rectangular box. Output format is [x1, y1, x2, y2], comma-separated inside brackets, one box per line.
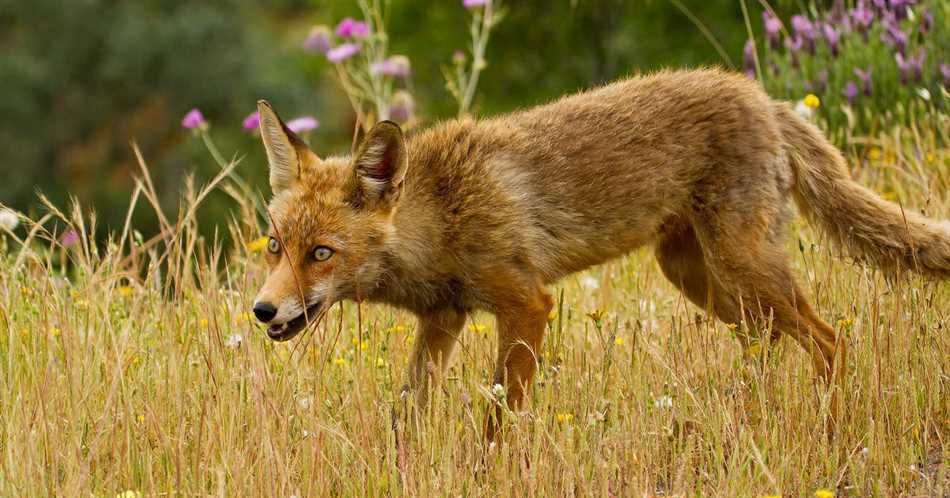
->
[252, 302, 277, 322]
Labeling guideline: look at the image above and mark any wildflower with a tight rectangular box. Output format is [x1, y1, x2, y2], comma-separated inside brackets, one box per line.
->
[137, 414, 145, 424]
[388, 90, 415, 123]
[868, 147, 882, 161]
[580, 275, 600, 290]
[653, 395, 673, 409]
[115, 491, 142, 498]
[352, 337, 369, 350]
[246, 236, 269, 252]
[302, 25, 332, 53]
[896, 48, 925, 85]
[387, 324, 406, 333]
[555, 412, 573, 423]
[370, 55, 411, 77]
[837, 317, 854, 328]
[335, 17, 369, 38]
[815, 489, 834, 498]
[242, 111, 260, 130]
[854, 67, 873, 96]
[0, 208, 18, 231]
[60, 229, 79, 247]
[452, 50, 466, 64]
[326, 43, 361, 62]
[116, 285, 133, 296]
[51, 327, 61, 338]
[614, 336, 625, 346]
[920, 8, 933, 34]
[842, 81, 858, 105]
[225, 332, 243, 349]
[468, 323, 488, 334]
[850, 1, 874, 31]
[375, 356, 388, 368]
[821, 24, 839, 57]
[333, 357, 346, 366]
[745, 343, 762, 357]
[199, 318, 209, 328]
[586, 309, 605, 323]
[882, 25, 908, 54]
[235, 311, 252, 323]
[803, 93, 820, 108]
[286, 116, 319, 134]
[181, 108, 206, 130]
[742, 39, 756, 79]
[762, 11, 782, 49]
[464, 0, 489, 8]
[916, 88, 931, 102]
[491, 383, 505, 397]
[791, 15, 816, 53]
[725, 323, 738, 331]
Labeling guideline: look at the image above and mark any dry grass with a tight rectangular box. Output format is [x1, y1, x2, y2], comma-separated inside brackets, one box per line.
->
[0, 126, 948, 497]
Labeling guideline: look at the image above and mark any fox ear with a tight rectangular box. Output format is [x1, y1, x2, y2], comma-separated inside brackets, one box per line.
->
[352, 121, 407, 206]
[258, 100, 305, 193]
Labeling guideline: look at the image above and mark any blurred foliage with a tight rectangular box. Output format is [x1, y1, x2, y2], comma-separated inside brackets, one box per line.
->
[1, 0, 805, 242]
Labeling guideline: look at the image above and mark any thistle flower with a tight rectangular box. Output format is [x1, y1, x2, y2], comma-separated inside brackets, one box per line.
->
[743, 39, 756, 79]
[369, 55, 411, 77]
[843, 81, 858, 104]
[762, 11, 782, 49]
[464, 0, 489, 8]
[326, 43, 361, 62]
[452, 50, 466, 64]
[60, 229, 79, 247]
[335, 17, 369, 38]
[854, 67, 873, 95]
[181, 108, 206, 130]
[0, 208, 18, 231]
[242, 111, 260, 130]
[302, 25, 332, 54]
[286, 116, 319, 133]
[388, 90, 414, 123]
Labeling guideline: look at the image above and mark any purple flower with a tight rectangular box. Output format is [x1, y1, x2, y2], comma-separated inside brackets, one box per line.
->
[842, 81, 858, 104]
[463, 0, 488, 8]
[762, 11, 782, 49]
[889, 0, 913, 20]
[303, 25, 332, 54]
[369, 55, 411, 77]
[242, 111, 260, 130]
[851, 1, 874, 31]
[854, 67, 873, 96]
[791, 15, 817, 53]
[452, 50, 466, 64]
[872, 0, 887, 10]
[60, 229, 79, 247]
[743, 39, 756, 78]
[882, 25, 908, 54]
[784, 36, 803, 67]
[286, 116, 319, 133]
[326, 43, 361, 62]
[941, 63, 950, 87]
[388, 90, 414, 123]
[921, 8, 933, 34]
[335, 17, 369, 38]
[895, 48, 925, 85]
[822, 23, 840, 57]
[181, 109, 206, 130]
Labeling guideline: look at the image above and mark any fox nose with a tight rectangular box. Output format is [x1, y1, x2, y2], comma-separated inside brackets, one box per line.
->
[252, 302, 277, 323]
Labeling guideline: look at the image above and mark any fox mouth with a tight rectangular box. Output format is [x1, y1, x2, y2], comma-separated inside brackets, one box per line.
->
[266, 302, 322, 342]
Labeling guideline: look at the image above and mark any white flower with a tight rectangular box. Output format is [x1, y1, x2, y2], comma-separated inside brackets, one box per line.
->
[225, 333, 243, 349]
[0, 208, 19, 231]
[491, 383, 505, 397]
[794, 100, 814, 119]
[580, 275, 600, 290]
[916, 87, 931, 101]
[653, 395, 673, 409]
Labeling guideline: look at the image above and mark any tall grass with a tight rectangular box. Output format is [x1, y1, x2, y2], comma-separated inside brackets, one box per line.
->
[0, 120, 947, 496]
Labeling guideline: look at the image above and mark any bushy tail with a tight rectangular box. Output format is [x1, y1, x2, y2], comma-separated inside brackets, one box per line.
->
[776, 102, 950, 278]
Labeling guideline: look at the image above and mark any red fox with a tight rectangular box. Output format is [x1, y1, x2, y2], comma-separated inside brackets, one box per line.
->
[251, 68, 950, 432]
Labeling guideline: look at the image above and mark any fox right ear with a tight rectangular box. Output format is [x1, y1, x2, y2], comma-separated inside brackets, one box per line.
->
[258, 100, 303, 193]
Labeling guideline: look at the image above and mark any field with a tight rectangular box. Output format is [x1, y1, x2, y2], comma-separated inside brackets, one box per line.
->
[1, 126, 948, 497]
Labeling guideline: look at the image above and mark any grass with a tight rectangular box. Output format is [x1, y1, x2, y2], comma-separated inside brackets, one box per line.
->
[1, 124, 948, 497]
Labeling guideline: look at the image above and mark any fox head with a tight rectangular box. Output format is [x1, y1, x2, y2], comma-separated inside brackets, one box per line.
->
[251, 101, 407, 341]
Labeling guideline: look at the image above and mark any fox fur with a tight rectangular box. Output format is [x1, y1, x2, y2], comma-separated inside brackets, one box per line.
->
[252, 68, 950, 432]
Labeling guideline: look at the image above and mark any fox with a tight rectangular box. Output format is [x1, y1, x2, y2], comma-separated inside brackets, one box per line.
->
[251, 68, 950, 434]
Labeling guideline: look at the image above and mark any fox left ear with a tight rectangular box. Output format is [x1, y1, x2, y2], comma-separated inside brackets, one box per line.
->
[352, 121, 407, 207]
[257, 100, 307, 194]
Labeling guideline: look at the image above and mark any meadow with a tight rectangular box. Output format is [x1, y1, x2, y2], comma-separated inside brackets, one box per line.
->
[0, 122, 948, 497]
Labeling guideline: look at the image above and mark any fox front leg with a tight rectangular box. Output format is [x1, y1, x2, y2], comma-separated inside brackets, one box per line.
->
[403, 307, 465, 408]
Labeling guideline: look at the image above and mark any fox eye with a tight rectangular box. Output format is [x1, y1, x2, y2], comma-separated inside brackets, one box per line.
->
[266, 237, 280, 254]
[312, 246, 334, 262]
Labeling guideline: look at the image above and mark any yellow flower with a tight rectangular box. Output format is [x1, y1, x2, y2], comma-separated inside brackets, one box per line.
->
[137, 414, 145, 424]
[333, 357, 346, 366]
[925, 152, 935, 163]
[815, 489, 834, 498]
[70, 290, 81, 300]
[116, 491, 142, 498]
[351, 337, 369, 350]
[468, 323, 488, 334]
[803, 94, 820, 108]
[20, 286, 32, 296]
[547, 311, 557, 322]
[246, 236, 269, 252]
[725, 323, 738, 331]
[837, 318, 853, 329]
[116, 285, 133, 296]
[74, 299, 89, 309]
[235, 311, 252, 323]
[199, 318, 209, 328]
[868, 147, 882, 161]
[555, 412, 573, 423]
[586, 309, 605, 323]
[375, 356, 388, 368]
[614, 336, 625, 346]
[387, 324, 406, 333]
[50, 327, 61, 338]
